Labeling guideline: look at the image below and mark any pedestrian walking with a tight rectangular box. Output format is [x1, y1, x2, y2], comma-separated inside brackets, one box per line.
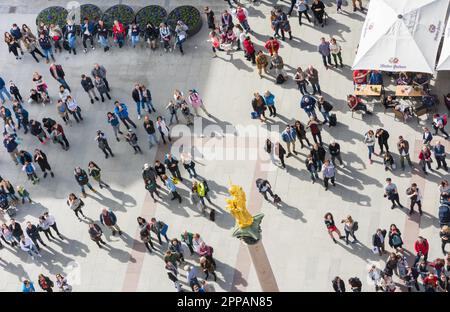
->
[50, 123, 70, 150]
[341, 215, 358, 244]
[94, 76, 111, 102]
[329, 38, 343, 68]
[80, 74, 99, 104]
[56, 99, 70, 125]
[114, 101, 137, 129]
[243, 36, 256, 65]
[372, 229, 386, 257]
[48, 24, 63, 53]
[1, 223, 16, 247]
[364, 130, 376, 164]
[56, 274, 71, 292]
[413, 236, 429, 267]
[432, 114, 449, 139]
[180, 152, 197, 179]
[332, 276, 345, 292]
[64, 20, 77, 55]
[317, 96, 333, 124]
[166, 261, 182, 292]
[375, 128, 390, 155]
[49, 63, 70, 91]
[281, 125, 297, 157]
[318, 37, 332, 69]
[329, 140, 344, 167]
[200, 256, 217, 281]
[23, 161, 39, 184]
[66, 96, 83, 123]
[43, 212, 63, 239]
[19, 235, 41, 259]
[311, 0, 326, 27]
[422, 127, 433, 146]
[88, 161, 109, 189]
[26, 221, 47, 250]
[406, 183, 423, 215]
[256, 51, 269, 78]
[162, 174, 182, 203]
[22, 280, 35, 292]
[383, 151, 395, 171]
[38, 274, 54, 292]
[324, 212, 345, 244]
[99, 208, 122, 236]
[5, 32, 22, 61]
[67, 193, 87, 221]
[300, 94, 317, 118]
[74, 167, 96, 197]
[91, 63, 110, 92]
[164, 153, 182, 180]
[125, 129, 142, 154]
[132, 84, 145, 120]
[388, 224, 404, 251]
[397, 136, 413, 170]
[150, 217, 170, 244]
[419, 145, 433, 175]
[143, 115, 159, 148]
[38, 33, 55, 63]
[13, 103, 29, 134]
[29, 119, 49, 144]
[384, 178, 404, 209]
[306, 153, 319, 183]
[81, 18, 95, 53]
[88, 223, 107, 248]
[434, 141, 448, 171]
[106, 112, 123, 142]
[275, 141, 286, 169]
[307, 117, 323, 145]
[137, 217, 155, 253]
[33, 149, 54, 178]
[95, 130, 114, 159]
[0, 76, 13, 104]
[256, 178, 276, 202]
[159, 23, 172, 52]
[440, 226, 450, 255]
[174, 21, 188, 55]
[96, 20, 110, 52]
[322, 160, 336, 191]
[38, 215, 56, 242]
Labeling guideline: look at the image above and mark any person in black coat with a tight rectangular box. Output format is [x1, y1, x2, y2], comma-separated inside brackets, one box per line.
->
[25, 221, 46, 250]
[33, 149, 54, 178]
[42, 117, 56, 135]
[164, 153, 182, 181]
[294, 120, 311, 149]
[74, 167, 95, 197]
[372, 228, 387, 256]
[49, 63, 70, 91]
[154, 160, 166, 183]
[332, 276, 345, 292]
[29, 119, 48, 143]
[80, 74, 99, 104]
[95, 130, 114, 159]
[375, 128, 390, 155]
[9, 219, 23, 245]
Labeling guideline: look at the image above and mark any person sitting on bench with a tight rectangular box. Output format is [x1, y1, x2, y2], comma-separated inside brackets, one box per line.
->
[347, 95, 372, 114]
[383, 95, 398, 109]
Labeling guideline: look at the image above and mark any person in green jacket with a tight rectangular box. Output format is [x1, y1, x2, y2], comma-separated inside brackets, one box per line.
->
[88, 161, 109, 189]
[181, 230, 195, 255]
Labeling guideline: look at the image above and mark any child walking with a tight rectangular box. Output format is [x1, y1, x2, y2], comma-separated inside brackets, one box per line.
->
[17, 185, 32, 203]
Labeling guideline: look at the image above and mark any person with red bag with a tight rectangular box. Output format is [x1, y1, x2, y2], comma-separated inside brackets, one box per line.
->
[243, 36, 256, 64]
[418, 145, 433, 175]
[113, 20, 126, 48]
[264, 37, 280, 57]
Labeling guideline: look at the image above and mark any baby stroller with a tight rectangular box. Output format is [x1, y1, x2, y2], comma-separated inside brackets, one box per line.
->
[0, 192, 18, 218]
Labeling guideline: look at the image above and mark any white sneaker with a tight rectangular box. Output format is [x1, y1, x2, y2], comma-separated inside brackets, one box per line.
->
[137, 115, 141, 120]
[83, 48, 87, 53]
[92, 46, 95, 51]
[31, 256, 35, 260]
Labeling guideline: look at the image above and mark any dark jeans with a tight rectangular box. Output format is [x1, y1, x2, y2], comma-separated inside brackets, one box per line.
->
[144, 239, 154, 252]
[169, 167, 182, 180]
[155, 231, 170, 244]
[287, 0, 296, 15]
[420, 160, 432, 173]
[82, 34, 95, 49]
[399, 154, 412, 169]
[442, 240, 449, 255]
[246, 51, 256, 64]
[298, 11, 311, 25]
[30, 48, 45, 62]
[70, 109, 83, 122]
[332, 52, 343, 66]
[410, 198, 422, 214]
[312, 132, 323, 145]
[31, 235, 45, 250]
[261, 188, 275, 201]
[148, 189, 161, 201]
[101, 145, 113, 157]
[389, 194, 402, 207]
[433, 125, 449, 138]
[344, 229, 356, 244]
[74, 208, 86, 219]
[331, 154, 343, 166]
[171, 191, 182, 203]
[204, 270, 217, 281]
[378, 140, 389, 154]
[324, 176, 335, 189]
[268, 106, 276, 116]
[50, 223, 61, 236]
[119, 116, 137, 129]
[321, 54, 332, 67]
[436, 156, 448, 170]
[297, 82, 309, 95]
[42, 228, 55, 241]
[298, 136, 311, 148]
[311, 82, 321, 95]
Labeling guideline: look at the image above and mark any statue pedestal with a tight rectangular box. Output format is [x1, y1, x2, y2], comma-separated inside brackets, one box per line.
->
[247, 241, 279, 292]
[232, 213, 264, 245]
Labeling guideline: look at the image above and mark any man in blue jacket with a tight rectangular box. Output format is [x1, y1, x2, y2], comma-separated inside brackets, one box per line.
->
[81, 18, 96, 53]
[433, 141, 448, 171]
[99, 208, 122, 236]
[300, 95, 317, 118]
[281, 125, 297, 157]
[0, 77, 13, 104]
[114, 101, 137, 130]
[3, 134, 19, 164]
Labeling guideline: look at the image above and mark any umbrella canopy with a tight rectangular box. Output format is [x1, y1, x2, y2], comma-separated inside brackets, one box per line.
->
[437, 19, 450, 70]
[352, 0, 449, 73]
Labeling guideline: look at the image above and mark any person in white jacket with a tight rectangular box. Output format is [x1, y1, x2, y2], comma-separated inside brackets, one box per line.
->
[367, 265, 383, 292]
[20, 235, 41, 259]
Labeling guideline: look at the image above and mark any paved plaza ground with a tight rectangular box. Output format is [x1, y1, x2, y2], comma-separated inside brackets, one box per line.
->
[0, 0, 449, 292]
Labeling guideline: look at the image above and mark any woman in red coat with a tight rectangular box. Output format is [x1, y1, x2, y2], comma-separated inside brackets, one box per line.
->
[113, 20, 126, 48]
[243, 36, 255, 65]
[264, 37, 279, 56]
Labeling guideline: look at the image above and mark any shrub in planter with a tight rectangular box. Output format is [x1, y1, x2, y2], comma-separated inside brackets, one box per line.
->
[80, 4, 103, 23]
[167, 5, 202, 37]
[36, 6, 68, 27]
[102, 4, 135, 28]
[135, 5, 167, 27]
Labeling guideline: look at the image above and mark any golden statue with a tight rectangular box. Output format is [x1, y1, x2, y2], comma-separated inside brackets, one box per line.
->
[226, 184, 254, 228]
[226, 183, 264, 245]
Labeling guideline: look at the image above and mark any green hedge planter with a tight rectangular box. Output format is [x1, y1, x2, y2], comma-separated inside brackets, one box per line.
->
[36, 6, 68, 28]
[80, 4, 103, 22]
[135, 5, 167, 27]
[102, 4, 135, 28]
[167, 5, 203, 37]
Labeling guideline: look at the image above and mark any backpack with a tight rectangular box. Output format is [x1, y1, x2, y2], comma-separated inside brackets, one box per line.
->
[352, 221, 359, 232]
[276, 74, 286, 84]
[442, 115, 447, 126]
[329, 113, 337, 127]
[255, 178, 264, 190]
[209, 208, 216, 222]
[391, 234, 402, 246]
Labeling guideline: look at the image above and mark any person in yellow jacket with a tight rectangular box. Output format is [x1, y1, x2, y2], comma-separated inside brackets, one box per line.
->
[196, 179, 212, 206]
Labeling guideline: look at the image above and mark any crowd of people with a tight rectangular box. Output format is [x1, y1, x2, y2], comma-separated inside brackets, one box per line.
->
[1, 0, 449, 292]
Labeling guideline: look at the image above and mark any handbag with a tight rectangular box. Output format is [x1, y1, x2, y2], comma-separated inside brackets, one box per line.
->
[171, 177, 179, 184]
